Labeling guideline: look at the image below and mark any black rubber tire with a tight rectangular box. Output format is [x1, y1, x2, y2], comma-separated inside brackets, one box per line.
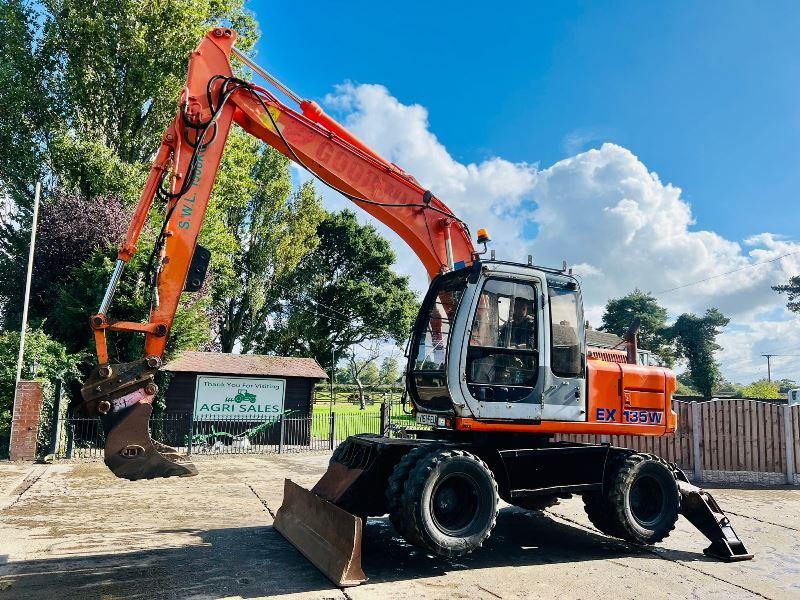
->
[607, 453, 680, 544]
[329, 441, 348, 465]
[329, 434, 383, 466]
[386, 444, 442, 538]
[513, 495, 560, 511]
[582, 452, 628, 537]
[582, 491, 625, 537]
[395, 449, 499, 557]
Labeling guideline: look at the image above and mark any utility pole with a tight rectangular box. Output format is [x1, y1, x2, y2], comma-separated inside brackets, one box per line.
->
[760, 353, 800, 384]
[9, 182, 41, 456]
[14, 181, 41, 386]
[762, 354, 775, 382]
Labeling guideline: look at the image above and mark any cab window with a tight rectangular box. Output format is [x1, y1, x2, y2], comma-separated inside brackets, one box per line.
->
[410, 271, 468, 411]
[467, 279, 538, 391]
[547, 280, 583, 378]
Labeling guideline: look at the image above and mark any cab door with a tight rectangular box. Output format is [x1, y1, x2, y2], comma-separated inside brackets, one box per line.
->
[453, 273, 546, 421]
[542, 275, 586, 421]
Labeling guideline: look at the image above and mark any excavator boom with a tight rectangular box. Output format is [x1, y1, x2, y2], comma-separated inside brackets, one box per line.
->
[80, 28, 473, 479]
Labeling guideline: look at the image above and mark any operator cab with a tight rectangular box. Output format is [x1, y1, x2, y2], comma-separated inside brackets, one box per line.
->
[407, 260, 586, 423]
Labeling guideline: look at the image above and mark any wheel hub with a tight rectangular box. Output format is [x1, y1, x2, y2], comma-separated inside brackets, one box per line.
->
[431, 473, 480, 535]
[630, 474, 665, 526]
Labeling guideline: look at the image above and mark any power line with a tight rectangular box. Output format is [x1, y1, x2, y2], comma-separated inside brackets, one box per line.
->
[655, 250, 800, 295]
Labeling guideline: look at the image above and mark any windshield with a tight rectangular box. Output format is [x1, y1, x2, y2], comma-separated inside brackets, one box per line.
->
[413, 272, 468, 371]
[409, 270, 469, 411]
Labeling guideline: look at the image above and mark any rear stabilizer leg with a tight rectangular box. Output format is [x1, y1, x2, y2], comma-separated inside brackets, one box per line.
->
[675, 471, 753, 561]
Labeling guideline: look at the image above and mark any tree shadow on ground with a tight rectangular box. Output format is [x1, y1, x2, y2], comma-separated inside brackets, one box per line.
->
[0, 507, 711, 599]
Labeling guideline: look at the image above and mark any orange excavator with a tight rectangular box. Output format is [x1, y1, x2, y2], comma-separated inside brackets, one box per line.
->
[79, 28, 752, 586]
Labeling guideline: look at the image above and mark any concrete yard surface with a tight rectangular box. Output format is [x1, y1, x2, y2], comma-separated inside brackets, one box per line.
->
[0, 453, 798, 600]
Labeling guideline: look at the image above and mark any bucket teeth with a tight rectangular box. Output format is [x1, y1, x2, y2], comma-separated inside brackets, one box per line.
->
[274, 479, 367, 587]
[103, 402, 197, 481]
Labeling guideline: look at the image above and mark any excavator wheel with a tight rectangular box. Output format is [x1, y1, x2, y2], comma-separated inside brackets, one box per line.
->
[606, 453, 680, 544]
[385, 444, 442, 539]
[328, 434, 383, 466]
[582, 492, 625, 537]
[392, 448, 499, 557]
[582, 451, 628, 537]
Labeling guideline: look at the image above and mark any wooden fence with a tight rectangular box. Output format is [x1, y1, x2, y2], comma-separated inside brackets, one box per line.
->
[554, 400, 800, 485]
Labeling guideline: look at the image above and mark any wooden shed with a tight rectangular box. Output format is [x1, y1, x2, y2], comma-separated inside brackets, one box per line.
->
[163, 351, 328, 417]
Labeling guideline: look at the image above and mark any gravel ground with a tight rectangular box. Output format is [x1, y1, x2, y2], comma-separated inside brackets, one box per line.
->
[0, 453, 797, 599]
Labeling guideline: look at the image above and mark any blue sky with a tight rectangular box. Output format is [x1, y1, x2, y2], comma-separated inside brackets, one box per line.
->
[246, 1, 800, 382]
[249, 1, 799, 243]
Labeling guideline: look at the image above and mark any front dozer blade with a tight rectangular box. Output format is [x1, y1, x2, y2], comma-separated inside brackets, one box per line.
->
[274, 479, 367, 587]
[103, 401, 198, 481]
[677, 479, 753, 561]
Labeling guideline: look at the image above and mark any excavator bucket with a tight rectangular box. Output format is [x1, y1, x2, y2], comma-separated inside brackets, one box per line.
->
[676, 474, 753, 561]
[102, 399, 198, 481]
[80, 358, 197, 481]
[274, 479, 366, 587]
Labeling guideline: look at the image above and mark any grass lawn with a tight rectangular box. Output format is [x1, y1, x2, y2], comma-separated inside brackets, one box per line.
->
[310, 394, 417, 439]
[310, 406, 380, 439]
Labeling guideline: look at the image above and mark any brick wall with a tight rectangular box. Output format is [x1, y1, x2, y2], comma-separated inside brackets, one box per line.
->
[9, 380, 43, 461]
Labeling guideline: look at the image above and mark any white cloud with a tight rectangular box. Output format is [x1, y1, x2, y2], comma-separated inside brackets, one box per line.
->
[320, 83, 537, 290]
[315, 83, 800, 384]
[528, 144, 800, 319]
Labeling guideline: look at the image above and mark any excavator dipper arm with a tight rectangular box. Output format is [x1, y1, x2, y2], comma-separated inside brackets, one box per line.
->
[79, 28, 473, 480]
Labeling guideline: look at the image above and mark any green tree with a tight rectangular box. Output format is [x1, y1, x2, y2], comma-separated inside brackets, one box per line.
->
[0, 1, 268, 363]
[215, 147, 324, 352]
[0, 326, 85, 456]
[773, 276, 800, 313]
[346, 342, 382, 409]
[740, 379, 780, 399]
[0, 0, 53, 203]
[334, 366, 353, 384]
[256, 210, 419, 371]
[0, 0, 257, 208]
[0, 0, 261, 331]
[713, 378, 743, 397]
[379, 355, 401, 386]
[600, 289, 675, 366]
[668, 308, 730, 398]
[675, 372, 700, 396]
[39, 0, 257, 172]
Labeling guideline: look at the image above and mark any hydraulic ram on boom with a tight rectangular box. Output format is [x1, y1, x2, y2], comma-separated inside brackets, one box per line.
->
[80, 27, 752, 587]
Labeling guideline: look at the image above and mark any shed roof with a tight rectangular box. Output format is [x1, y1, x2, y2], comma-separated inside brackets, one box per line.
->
[164, 351, 328, 379]
[586, 329, 624, 350]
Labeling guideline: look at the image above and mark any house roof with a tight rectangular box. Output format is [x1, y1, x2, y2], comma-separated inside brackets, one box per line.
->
[164, 351, 328, 379]
[586, 329, 625, 350]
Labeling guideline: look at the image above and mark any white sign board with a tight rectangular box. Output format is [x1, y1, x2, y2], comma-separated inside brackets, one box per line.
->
[194, 375, 286, 420]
